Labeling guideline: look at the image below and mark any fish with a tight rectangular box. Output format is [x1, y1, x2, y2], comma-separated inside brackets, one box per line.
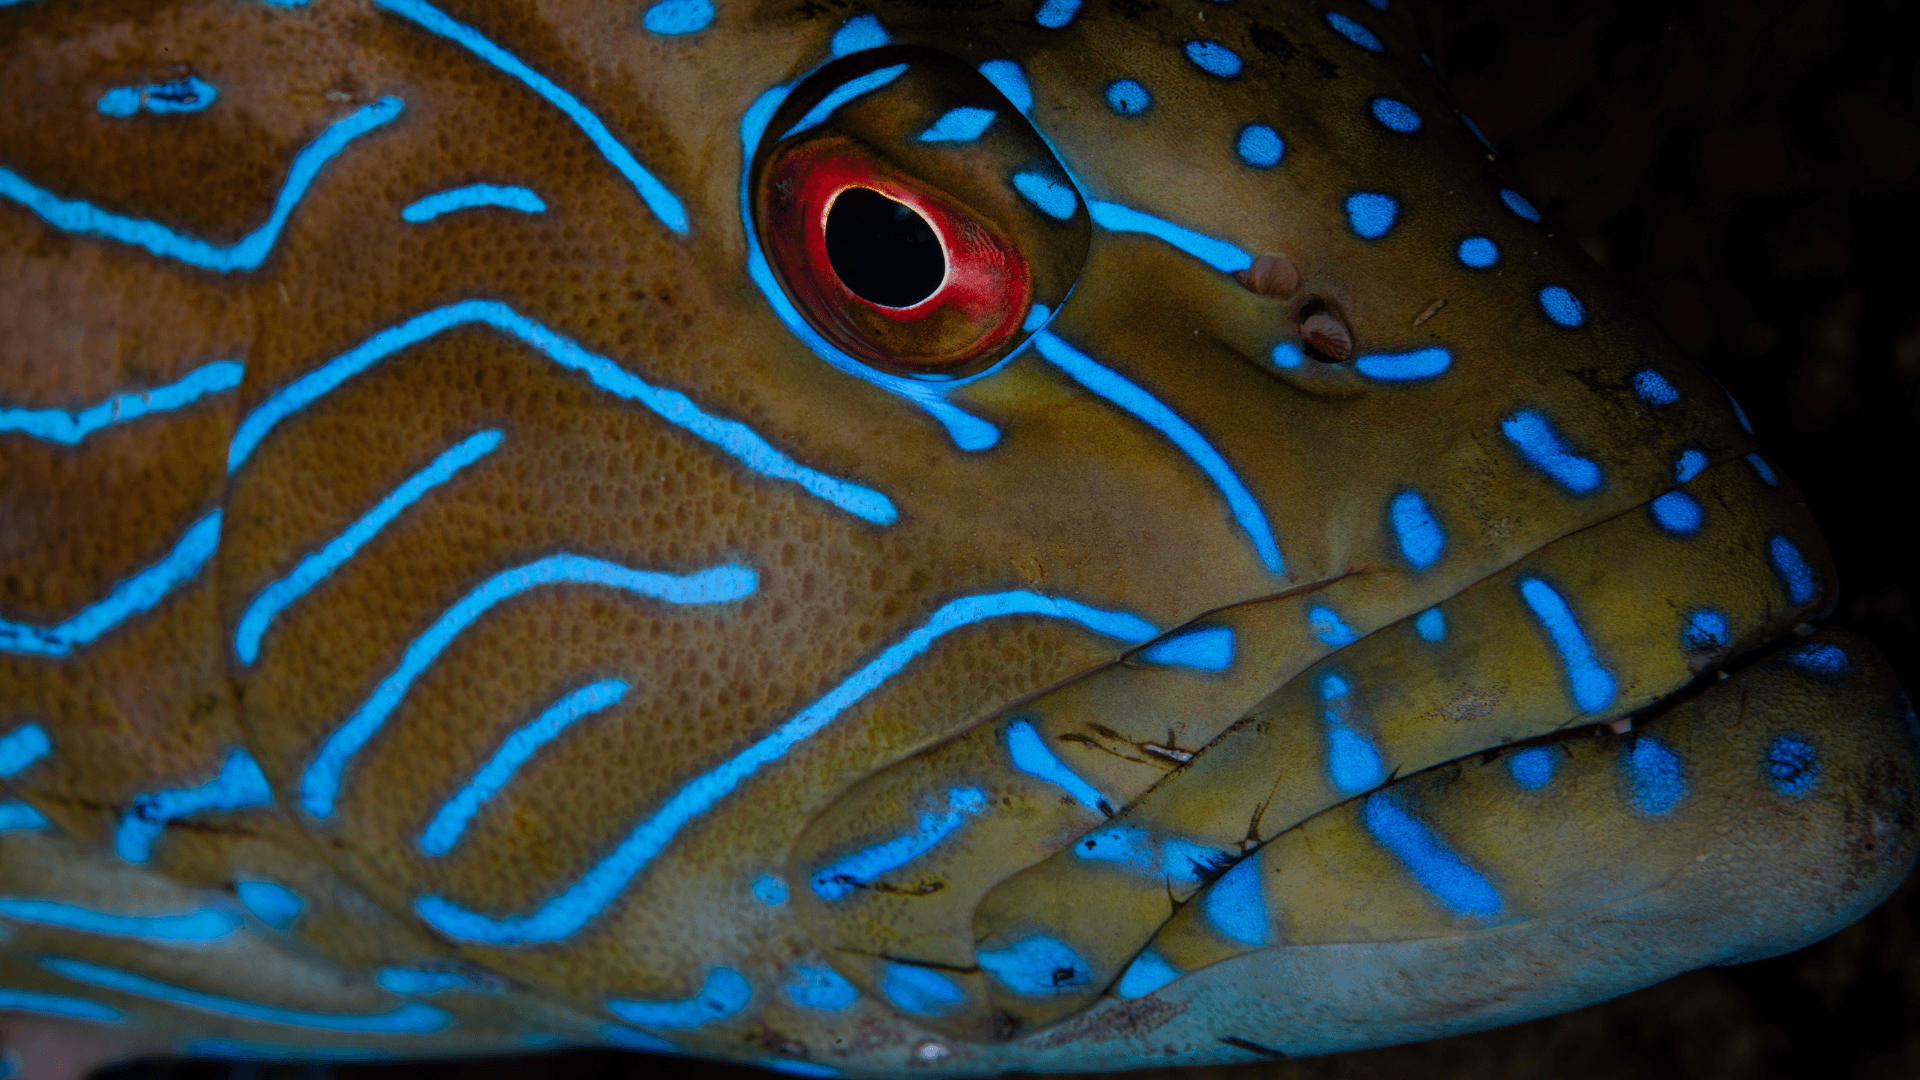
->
[1, 0, 1915, 1075]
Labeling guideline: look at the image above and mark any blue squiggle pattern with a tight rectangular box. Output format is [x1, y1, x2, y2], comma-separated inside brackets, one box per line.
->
[0, 361, 243, 445]
[1, 511, 221, 657]
[401, 184, 546, 222]
[116, 747, 274, 864]
[39, 957, 450, 1033]
[608, 968, 752, 1029]
[809, 787, 986, 900]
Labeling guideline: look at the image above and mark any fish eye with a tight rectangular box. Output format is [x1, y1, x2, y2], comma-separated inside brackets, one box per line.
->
[750, 46, 1091, 379]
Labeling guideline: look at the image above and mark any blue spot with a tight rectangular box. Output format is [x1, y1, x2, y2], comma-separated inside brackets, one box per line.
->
[1105, 79, 1150, 115]
[751, 875, 787, 906]
[1355, 346, 1450, 382]
[1506, 746, 1556, 790]
[183, 1041, 392, 1062]
[0, 802, 51, 832]
[977, 60, 1033, 113]
[1622, 737, 1688, 816]
[830, 13, 888, 54]
[1499, 188, 1540, 222]
[1, 359, 243, 446]
[1460, 112, 1497, 154]
[1675, 448, 1709, 483]
[1415, 608, 1445, 642]
[0, 898, 239, 942]
[1113, 948, 1180, 999]
[1012, 171, 1078, 220]
[0, 723, 49, 778]
[1650, 491, 1703, 535]
[1, 511, 220, 658]
[1362, 792, 1501, 918]
[1457, 236, 1498, 268]
[39, 957, 449, 1032]
[600, 1026, 677, 1052]
[1326, 12, 1383, 51]
[809, 788, 987, 901]
[236, 431, 503, 665]
[1326, 726, 1384, 793]
[783, 64, 909, 139]
[414, 591, 1156, 944]
[419, 679, 629, 856]
[1746, 453, 1777, 486]
[1085, 201, 1252, 272]
[1033, 331, 1280, 572]
[1034, 0, 1079, 27]
[1632, 369, 1679, 406]
[977, 935, 1090, 995]
[1787, 642, 1849, 680]
[1519, 578, 1615, 713]
[1139, 626, 1234, 671]
[606, 968, 751, 1029]
[1200, 857, 1268, 945]
[375, 968, 498, 995]
[235, 881, 306, 930]
[919, 106, 995, 142]
[1538, 285, 1586, 327]
[1389, 489, 1445, 570]
[1681, 609, 1729, 652]
[1023, 304, 1051, 331]
[117, 747, 273, 864]
[1320, 672, 1349, 701]
[1767, 533, 1818, 605]
[1765, 735, 1820, 797]
[1270, 342, 1304, 368]
[881, 963, 966, 1016]
[1184, 41, 1242, 78]
[1345, 192, 1399, 239]
[1237, 124, 1284, 167]
[1075, 824, 1154, 869]
[1500, 410, 1602, 493]
[1369, 97, 1421, 132]
[401, 184, 545, 222]
[97, 76, 217, 117]
[785, 963, 858, 1010]
[1307, 605, 1356, 647]
[0, 988, 123, 1024]
[1007, 721, 1110, 814]
[642, 0, 713, 34]
[227, 301, 897, 525]
[373, 0, 687, 231]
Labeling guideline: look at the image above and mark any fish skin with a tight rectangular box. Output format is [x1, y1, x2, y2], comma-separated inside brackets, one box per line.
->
[0, 0, 1914, 1074]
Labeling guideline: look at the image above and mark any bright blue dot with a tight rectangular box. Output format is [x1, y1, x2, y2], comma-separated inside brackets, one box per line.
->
[1500, 188, 1540, 222]
[1012, 171, 1078, 219]
[1389, 489, 1444, 570]
[1270, 341, 1304, 368]
[1507, 746, 1556, 790]
[1675, 448, 1708, 483]
[1308, 605, 1357, 646]
[1370, 97, 1421, 132]
[1035, 0, 1080, 27]
[1326, 11, 1383, 51]
[1649, 491, 1702, 535]
[1538, 285, 1585, 326]
[1746, 453, 1777, 486]
[234, 881, 305, 930]
[1320, 672, 1350, 701]
[1633, 369, 1679, 405]
[1768, 533, 1817, 605]
[1457, 236, 1498, 267]
[1237, 124, 1284, 167]
[1105, 79, 1150, 115]
[1623, 737, 1688, 816]
[1414, 608, 1445, 642]
[1787, 642, 1849, 680]
[1345, 192, 1398, 239]
[1765, 735, 1820, 797]
[830, 14, 888, 56]
[1184, 40, 1243, 78]
[1681, 609, 1729, 652]
[1327, 726, 1384, 793]
[642, 0, 715, 35]
[751, 875, 788, 905]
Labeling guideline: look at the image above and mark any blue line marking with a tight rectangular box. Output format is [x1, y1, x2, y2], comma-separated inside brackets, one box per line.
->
[401, 184, 545, 222]
[1033, 331, 1282, 572]
[1506, 746, 1556, 790]
[1650, 491, 1703, 535]
[236, 430, 503, 664]
[1006, 720, 1110, 813]
[1767, 534, 1817, 605]
[1200, 857, 1268, 945]
[1307, 605, 1356, 646]
[0, 723, 49, 777]
[1326, 726, 1383, 793]
[1538, 285, 1586, 326]
[1389, 489, 1445, 570]
[978, 935, 1090, 995]
[1354, 347, 1450, 382]
[1519, 578, 1615, 713]
[831, 14, 889, 56]
[1035, 0, 1080, 27]
[0, 99, 400, 272]
[413, 591, 1156, 943]
[1632, 369, 1678, 405]
[751, 875, 787, 905]
[785, 963, 858, 1010]
[374, 967, 498, 995]
[1023, 303, 1051, 331]
[1746, 453, 1777, 486]
[0, 802, 52, 832]
[1681, 608, 1729, 652]
[782, 64, 909, 140]
[1139, 626, 1233, 671]
[97, 76, 217, 117]
[1105, 79, 1150, 116]
[1369, 97, 1421, 132]
[1, 510, 221, 658]
[300, 557, 752, 818]
[1621, 737, 1687, 816]
[1457, 236, 1498, 267]
[601, 1025, 678, 1051]
[1499, 188, 1540, 222]
[1184, 41, 1242, 78]
[1675, 448, 1708, 483]
[1113, 947, 1180, 999]
[183, 1041, 393, 1062]
[0, 988, 123, 1024]
[919, 107, 995, 142]
[881, 963, 966, 1016]
[1500, 409, 1602, 493]
[765, 1059, 840, 1078]
[1765, 734, 1819, 797]
[1012, 171, 1078, 219]
[1085, 201, 1253, 272]
[608, 968, 751, 1028]
[0, 898, 239, 942]
[642, 0, 714, 35]
[1237, 124, 1284, 167]
[1326, 11, 1383, 51]
[808, 786, 987, 901]
[1727, 389, 1753, 433]
[117, 747, 274, 864]
[1271, 342, 1304, 368]
[1460, 112, 1497, 154]
[1415, 607, 1445, 642]
[1, 360, 244, 446]
[228, 301, 895, 524]
[371, 0, 687, 233]
[1787, 642, 1849, 679]
[977, 59, 1033, 113]
[38, 957, 451, 1032]
[419, 678, 629, 856]
[235, 881, 306, 930]
[1362, 791, 1501, 918]
[1345, 192, 1398, 239]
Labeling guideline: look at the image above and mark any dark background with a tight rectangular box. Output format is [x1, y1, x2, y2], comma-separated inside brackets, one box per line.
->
[96, 0, 1920, 1076]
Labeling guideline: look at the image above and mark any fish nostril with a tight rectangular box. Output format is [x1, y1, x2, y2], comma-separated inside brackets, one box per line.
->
[1299, 303, 1354, 361]
[1235, 253, 1298, 298]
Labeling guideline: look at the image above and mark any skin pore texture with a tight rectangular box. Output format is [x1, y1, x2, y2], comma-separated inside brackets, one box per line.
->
[2, 0, 1916, 1077]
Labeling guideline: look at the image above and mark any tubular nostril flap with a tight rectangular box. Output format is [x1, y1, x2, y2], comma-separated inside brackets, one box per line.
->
[1302, 309, 1353, 360]
[1235, 253, 1298, 298]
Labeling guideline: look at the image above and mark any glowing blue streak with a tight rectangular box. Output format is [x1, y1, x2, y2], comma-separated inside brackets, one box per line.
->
[1538, 285, 1586, 327]
[1370, 97, 1421, 132]
[414, 591, 1157, 944]
[1200, 858, 1268, 945]
[1457, 236, 1498, 267]
[1768, 534, 1817, 605]
[0, 988, 123, 1024]
[1, 511, 220, 658]
[977, 60, 1033, 113]
[0, 802, 51, 831]
[1, 723, 50, 777]
[236, 881, 305, 930]
[601, 1025, 677, 1051]
[1500, 410, 1601, 493]
[919, 107, 995, 142]
[38, 958, 450, 1032]
[1389, 489, 1444, 569]
[227, 301, 894, 524]
[642, 0, 714, 34]
[1632, 369, 1678, 405]
[301, 558, 752, 818]
[0, 898, 239, 942]
[1345, 192, 1398, 238]
[1106, 79, 1150, 116]
[881, 963, 965, 1016]
[1006, 720, 1109, 813]
[420, 679, 628, 856]
[978, 936, 1090, 995]
[831, 14, 888, 55]
[1184, 41, 1242, 77]
[1113, 948, 1180, 999]
[375, 968, 498, 994]
[1675, 448, 1708, 482]
[1362, 791, 1500, 918]
[371, 0, 687, 233]
[1518, 578, 1614, 713]
[1086, 201, 1252, 273]
[116, 747, 273, 864]
[0, 361, 243, 446]
[0, 100, 400, 272]
[785, 963, 859, 1010]
[1012, 171, 1078, 219]
[1033, 331, 1282, 573]
[400, 184, 545, 222]
[1500, 188, 1540, 221]
[1035, 0, 1079, 26]
[1650, 491, 1703, 534]
[782, 64, 909, 139]
[1415, 607, 1445, 641]
[1622, 737, 1687, 815]
[1788, 642, 1848, 678]
[1326, 11, 1383, 51]
[1354, 347, 1449, 382]
[1138, 626, 1233, 671]
[184, 1041, 392, 1062]
[1506, 746, 1556, 790]
[98, 77, 217, 117]
[1237, 124, 1283, 167]
[809, 786, 985, 901]
[607, 968, 751, 1028]
[1307, 605, 1356, 646]
[1746, 453, 1777, 486]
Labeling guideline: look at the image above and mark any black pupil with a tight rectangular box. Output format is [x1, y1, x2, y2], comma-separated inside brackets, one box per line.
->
[824, 188, 944, 308]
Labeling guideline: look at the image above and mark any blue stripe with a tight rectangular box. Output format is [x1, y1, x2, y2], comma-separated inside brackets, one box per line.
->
[977, 60, 1033, 112]
[374, 967, 499, 994]
[401, 184, 545, 222]
[919, 107, 995, 142]
[1138, 626, 1233, 671]
[1012, 171, 1078, 219]
[39, 957, 450, 1033]
[0, 987, 123, 1024]
[98, 76, 217, 117]
[1354, 347, 1449, 382]
[1033, 331, 1283, 573]
[1499, 410, 1602, 493]
[0, 100, 399, 272]
[413, 591, 1157, 944]
[781, 64, 910, 140]
[1362, 791, 1501, 918]
[1085, 201, 1253, 272]
[0, 801, 52, 831]
[1005, 720, 1109, 813]
[419, 678, 629, 856]
[0, 898, 239, 942]
[371, 0, 687, 233]
[1767, 533, 1817, 605]
[1518, 578, 1615, 713]
[235, 880, 306, 930]
[116, 747, 274, 864]
[0, 361, 242, 445]
[183, 1040, 393, 1062]
[1112, 948, 1180, 999]
[830, 14, 889, 55]
[607, 967, 751, 1029]
[641, 0, 714, 35]
[300, 557, 753, 818]
[0, 722, 50, 777]
[809, 787, 985, 900]
[235, 430, 504, 664]
[226, 300, 895, 525]
[1, 511, 221, 658]
[1388, 489, 1444, 569]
